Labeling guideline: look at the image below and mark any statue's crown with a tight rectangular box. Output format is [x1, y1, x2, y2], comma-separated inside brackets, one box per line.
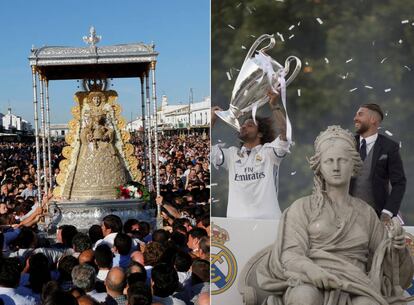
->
[314, 125, 356, 152]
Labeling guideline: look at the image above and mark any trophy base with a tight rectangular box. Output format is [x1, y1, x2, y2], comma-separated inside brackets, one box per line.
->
[216, 109, 241, 132]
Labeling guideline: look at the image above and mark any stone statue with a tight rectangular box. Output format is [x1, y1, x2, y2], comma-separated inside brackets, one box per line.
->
[239, 126, 413, 305]
[55, 89, 141, 200]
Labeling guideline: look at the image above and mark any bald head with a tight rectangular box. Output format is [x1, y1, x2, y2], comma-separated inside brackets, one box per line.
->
[105, 267, 126, 295]
[130, 250, 144, 265]
[79, 249, 95, 265]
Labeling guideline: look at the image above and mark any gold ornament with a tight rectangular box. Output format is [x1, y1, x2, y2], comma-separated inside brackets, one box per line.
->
[71, 106, 81, 119]
[53, 186, 62, 197]
[56, 173, 66, 186]
[62, 146, 73, 159]
[68, 119, 78, 130]
[124, 143, 134, 156]
[121, 131, 131, 143]
[112, 104, 122, 116]
[65, 133, 75, 145]
[59, 159, 69, 173]
[117, 118, 126, 130]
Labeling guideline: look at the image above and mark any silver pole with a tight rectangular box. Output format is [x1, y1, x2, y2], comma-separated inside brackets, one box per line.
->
[45, 79, 53, 190]
[145, 73, 153, 184]
[39, 75, 48, 194]
[140, 77, 148, 188]
[151, 62, 160, 196]
[31, 67, 42, 204]
[151, 62, 162, 229]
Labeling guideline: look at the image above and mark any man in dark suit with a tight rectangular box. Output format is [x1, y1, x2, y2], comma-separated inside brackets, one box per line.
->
[350, 103, 406, 225]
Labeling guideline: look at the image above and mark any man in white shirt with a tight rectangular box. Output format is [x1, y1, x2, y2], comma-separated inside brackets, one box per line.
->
[211, 92, 290, 219]
[350, 103, 406, 225]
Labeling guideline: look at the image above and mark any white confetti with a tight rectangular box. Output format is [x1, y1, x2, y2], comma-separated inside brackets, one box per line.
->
[288, 34, 295, 40]
[275, 0, 284, 2]
[209, 183, 218, 187]
[403, 65, 411, 71]
[226, 72, 232, 81]
[372, 41, 376, 46]
[349, 88, 358, 92]
[385, 110, 388, 116]
[399, 141, 402, 148]
[297, 21, 301, 26]
[228, 24, 235, 30]
[276, 32, 285, 42]
[297, 89, 301, 96]
[384, 88, 391, 92]
[364, 85, 373, 89]
[236, 2, 242, 7]
[398, 39, 403, 44]
[288, 25, 295, 31]
[316, 17, 323, 24]
[291, 171, 297, 176]
[401, 20, 409, 24]
[346, 58, 353, 63]
[339, 73, 349, 79]
[212, 199, 220, 203]
[380, 57, 388, 64]
[385, 130, 393, 137]
[324, 57, 329, 64]
[250, 35, 256, 38]
[305, 61, 309, 66]
[241, 45, 247, 50]
[246, 6, 253, 14]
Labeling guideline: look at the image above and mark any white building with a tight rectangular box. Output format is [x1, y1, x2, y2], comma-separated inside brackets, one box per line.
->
[126, 95, 210, 131]
[49, 123, 69, 140]
[1, 108, 32, 132]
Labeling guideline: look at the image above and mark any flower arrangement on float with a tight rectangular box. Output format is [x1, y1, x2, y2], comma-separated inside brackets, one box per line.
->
[116, 181, 150, 203]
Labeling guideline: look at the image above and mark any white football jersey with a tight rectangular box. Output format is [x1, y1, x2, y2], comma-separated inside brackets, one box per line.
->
[212, 137, 289, 219]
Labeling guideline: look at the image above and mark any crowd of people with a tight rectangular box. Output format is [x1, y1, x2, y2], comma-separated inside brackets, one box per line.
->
[0, 130, 211, 305]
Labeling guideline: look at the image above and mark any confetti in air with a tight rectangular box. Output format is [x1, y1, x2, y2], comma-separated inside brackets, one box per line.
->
[228, 24, 236, 30]
[384, 88, 391, 92]
[226, 72, 232, 81]
[316, 17, 323, 25]
[346, 58, 353, 63]
[385, 111, 389, 117]
[289, 25, 295, 31]
[241, 45, 246, 50]
[324, 57, 329, 64]
[404, 65, 411, 71]
[401, 20, 409, 24]
[339, 73, 349, 79]
[236, 2, 242, 8]
[250, 35, 256, 38]
[385, 130, 393, 137]
[364, 85, 373, 89]
[289, 34, 295, 40]
[380, 57, 388, 64]
[212, 199, 220, 203]
[209, 183, 218, 187]
[399, 142, 402, 148]
[297, 21, 301, 26]
[350, 88, 358, 92]
[297, 89, 301, 96]
[277, 32, 285, 42]
[398, 39, 403, 44]
[291, 171, 297, 176]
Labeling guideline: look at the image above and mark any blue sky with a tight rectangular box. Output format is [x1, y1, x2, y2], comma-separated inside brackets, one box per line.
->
[0, 0, 210, 124]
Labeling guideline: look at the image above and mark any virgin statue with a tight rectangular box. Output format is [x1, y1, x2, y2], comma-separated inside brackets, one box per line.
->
[239, 125, 413, 305]
[55, 89, 140, 200]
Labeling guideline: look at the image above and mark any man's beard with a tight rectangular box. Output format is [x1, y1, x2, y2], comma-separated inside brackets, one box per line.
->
[355, 121, 369, 135]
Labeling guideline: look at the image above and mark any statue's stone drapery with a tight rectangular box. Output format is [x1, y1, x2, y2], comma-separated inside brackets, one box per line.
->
[54, 90, 141, 200]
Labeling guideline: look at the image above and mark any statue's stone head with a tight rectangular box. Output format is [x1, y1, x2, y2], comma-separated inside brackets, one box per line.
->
[310, 125, 363, 182]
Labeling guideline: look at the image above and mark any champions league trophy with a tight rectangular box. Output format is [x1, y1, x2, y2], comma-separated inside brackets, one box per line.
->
[216, 34, 301, 132]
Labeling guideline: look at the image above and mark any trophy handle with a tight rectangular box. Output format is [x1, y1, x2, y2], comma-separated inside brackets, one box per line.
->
[283, 56, 302, 87]
[244, 34, 276, 65]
